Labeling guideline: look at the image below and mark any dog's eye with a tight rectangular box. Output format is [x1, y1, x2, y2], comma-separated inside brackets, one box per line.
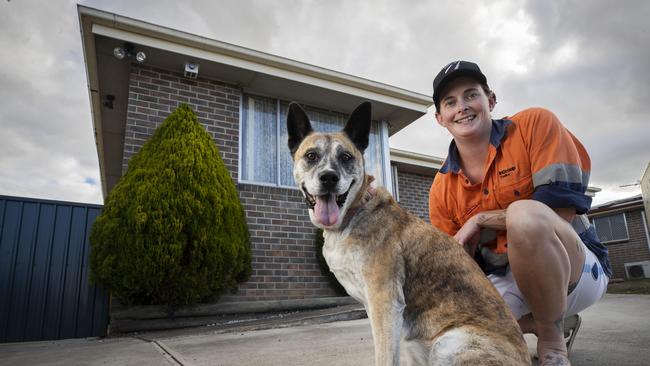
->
[341, 153, 353, 162]
[305, 152, 318, 161]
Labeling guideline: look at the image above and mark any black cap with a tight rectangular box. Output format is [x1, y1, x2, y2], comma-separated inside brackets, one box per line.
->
[432, 61, 488, 106]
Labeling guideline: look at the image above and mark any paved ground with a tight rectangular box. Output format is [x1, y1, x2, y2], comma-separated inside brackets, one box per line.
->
[1, 294, 649, 365]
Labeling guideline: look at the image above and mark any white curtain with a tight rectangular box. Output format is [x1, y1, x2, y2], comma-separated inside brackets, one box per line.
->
[279, 102, 294, 186]
[241, 95, 277, 184]
[365, 122, 383, 186]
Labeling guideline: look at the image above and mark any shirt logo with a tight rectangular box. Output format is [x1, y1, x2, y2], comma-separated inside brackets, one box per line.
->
[498, 166, 516, 178]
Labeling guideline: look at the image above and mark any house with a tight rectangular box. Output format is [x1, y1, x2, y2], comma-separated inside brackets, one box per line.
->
[78, 4, 619, 306]
[588, 194, 650, 280]
[78, 6, 434, 302]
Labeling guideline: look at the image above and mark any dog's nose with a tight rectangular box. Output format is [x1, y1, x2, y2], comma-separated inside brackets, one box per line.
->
[319, 171, 339, 190]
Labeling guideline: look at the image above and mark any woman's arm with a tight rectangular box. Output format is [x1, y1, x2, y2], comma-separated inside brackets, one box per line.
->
[454, 206, 576, 247]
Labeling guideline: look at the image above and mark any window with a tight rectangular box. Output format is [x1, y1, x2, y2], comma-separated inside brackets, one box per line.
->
[592, 213, 629, 243]
[240, 94, 386, 188]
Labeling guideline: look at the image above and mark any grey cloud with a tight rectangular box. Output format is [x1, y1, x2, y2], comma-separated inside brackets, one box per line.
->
[84, 0, 283, 53]
[0, 0, 100, 201]
[488, 1, 650, 193]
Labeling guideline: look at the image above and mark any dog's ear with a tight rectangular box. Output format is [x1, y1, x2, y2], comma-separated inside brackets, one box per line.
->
[287, 102, 313, 157]
[343, 101, 372, 153]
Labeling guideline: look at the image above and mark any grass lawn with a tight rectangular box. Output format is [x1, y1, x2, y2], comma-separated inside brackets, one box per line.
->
[606, 278, 650, 295]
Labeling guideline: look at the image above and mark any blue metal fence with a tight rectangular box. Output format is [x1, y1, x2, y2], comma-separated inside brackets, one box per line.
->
[0, 195, 109, 342]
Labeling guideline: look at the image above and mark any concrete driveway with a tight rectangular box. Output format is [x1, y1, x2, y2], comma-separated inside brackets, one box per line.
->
[1, 294, 649, 365]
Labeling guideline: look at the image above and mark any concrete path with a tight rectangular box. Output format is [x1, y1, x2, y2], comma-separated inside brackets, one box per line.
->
[1, 294, 649, 365]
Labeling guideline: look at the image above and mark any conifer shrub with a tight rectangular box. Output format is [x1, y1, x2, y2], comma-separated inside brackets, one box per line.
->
[315, 228, 348, 296]
[90, 104, 251, 306]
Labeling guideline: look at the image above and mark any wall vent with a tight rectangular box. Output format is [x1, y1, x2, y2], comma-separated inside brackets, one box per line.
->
[624, 261, 650, 280]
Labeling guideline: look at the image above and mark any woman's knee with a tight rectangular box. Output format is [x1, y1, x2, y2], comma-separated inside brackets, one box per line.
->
[506, 200, 555, 239]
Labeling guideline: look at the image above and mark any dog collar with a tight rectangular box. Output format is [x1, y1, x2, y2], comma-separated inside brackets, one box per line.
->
[338, 186, 375, 230]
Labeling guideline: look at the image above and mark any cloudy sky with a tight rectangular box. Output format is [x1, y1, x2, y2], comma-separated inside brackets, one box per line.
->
[0, 0, 648, 206]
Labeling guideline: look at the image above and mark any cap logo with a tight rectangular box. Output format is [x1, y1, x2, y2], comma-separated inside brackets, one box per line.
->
[444, 61, 461, 74]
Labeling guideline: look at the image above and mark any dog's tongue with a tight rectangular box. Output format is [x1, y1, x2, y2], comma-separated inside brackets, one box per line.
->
[314, 193, 339, 226]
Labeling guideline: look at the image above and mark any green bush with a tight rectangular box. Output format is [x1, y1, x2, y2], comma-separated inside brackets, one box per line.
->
[315, 228, 348, 296]
[89, 104, 251, 306]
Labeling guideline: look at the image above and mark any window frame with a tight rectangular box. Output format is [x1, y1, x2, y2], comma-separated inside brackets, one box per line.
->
[591, 212, 630, 244]
[390, 164, 400, 202]
[237, 93, 393, 194]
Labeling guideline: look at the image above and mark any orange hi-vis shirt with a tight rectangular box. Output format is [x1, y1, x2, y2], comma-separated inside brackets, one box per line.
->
[429, 108, 592, 254]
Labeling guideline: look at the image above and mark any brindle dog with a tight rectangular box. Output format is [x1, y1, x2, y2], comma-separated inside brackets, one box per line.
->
[287, 101, 530, 366]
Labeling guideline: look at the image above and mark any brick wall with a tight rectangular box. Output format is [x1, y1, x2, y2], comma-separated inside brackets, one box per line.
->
[601, 209, 650, 279]
[231, 184, 336, 300]
[395, 168, 434, 222]
[123, 65, 240, 178]
[122, 64, 335, 301]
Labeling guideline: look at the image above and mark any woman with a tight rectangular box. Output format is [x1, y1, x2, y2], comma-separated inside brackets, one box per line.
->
[428, 60, 611, 366]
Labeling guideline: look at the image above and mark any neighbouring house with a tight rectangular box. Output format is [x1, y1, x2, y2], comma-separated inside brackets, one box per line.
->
[588, 194, 650, 280]
[78, 6, 434, 302]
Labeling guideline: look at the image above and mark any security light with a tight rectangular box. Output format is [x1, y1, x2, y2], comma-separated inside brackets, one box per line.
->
[135, 51, 146, 63]
[184, 62, 199, 79]
[113, 47, 126, 60]
[112, 43, 146, 63]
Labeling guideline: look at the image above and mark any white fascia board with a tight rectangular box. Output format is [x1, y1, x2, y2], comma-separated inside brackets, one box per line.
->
[78, 6, 107, 197]
[588, 203, 645, 218]
[390, 148, 444, 170]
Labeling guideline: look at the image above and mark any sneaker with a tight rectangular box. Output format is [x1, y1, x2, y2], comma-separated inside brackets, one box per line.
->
[563, 314, 582, 354]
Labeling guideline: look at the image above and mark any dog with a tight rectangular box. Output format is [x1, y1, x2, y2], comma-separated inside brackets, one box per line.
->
[287, 101, 530, 365]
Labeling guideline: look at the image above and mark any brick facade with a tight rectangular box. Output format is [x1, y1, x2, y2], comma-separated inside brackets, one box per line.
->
[395, 168, 434, 222]
[600, 209, 650, 279]
[232, 184, 335, 300]
[123, 66, 241, 178]
[122, 64, 336, 301]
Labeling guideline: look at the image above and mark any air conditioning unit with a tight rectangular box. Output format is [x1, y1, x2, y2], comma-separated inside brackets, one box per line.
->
[624, 261, 650, 280]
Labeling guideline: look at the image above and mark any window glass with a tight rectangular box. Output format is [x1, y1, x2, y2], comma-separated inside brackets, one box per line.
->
[609, 213, 628, 240]
[593, 213, 629, 243]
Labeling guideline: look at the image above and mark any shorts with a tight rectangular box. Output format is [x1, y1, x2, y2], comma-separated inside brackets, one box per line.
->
[488, 242, 609, 320]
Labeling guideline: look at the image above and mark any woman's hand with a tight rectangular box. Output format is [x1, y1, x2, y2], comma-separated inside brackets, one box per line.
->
[454, 216, 481, 256]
